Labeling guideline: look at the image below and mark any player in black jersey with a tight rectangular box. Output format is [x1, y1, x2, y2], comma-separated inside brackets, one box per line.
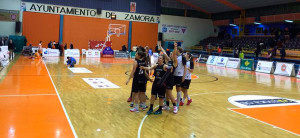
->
[126, 50, 148, 112]
[140, 55, 168, 115]
[158, 43, 179, 113]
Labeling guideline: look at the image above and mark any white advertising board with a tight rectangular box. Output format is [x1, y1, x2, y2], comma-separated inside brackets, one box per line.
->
[206, 55, 219, 65]
[215, 57, 228, 67]
[255, 60, 274, 74]
[274, 62, 295, 76]
[226, 58, 241, 69]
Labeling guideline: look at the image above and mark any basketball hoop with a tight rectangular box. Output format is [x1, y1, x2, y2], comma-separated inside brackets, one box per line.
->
[106, 24, 126, 41]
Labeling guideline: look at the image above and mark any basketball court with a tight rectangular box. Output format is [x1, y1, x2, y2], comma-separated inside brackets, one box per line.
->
[1, 0, 300, 137]
[0, 55, 299, 137]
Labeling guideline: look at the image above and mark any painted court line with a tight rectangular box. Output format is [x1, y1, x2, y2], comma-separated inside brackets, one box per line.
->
[228, 108, 300, 137]
[43, 60, 78, 138]
[138, 90, 300, 138]
[0, 93, 56, 97]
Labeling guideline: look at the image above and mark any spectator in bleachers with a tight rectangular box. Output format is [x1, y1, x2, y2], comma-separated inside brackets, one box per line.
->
[239, 49, 244, 59]
[233, 48, 238, 58]
[217, 46, 222, 56]
[207, 43, 212, 55]
[280, 47, 286, 61]
[268, 48, 276, 61]
[255, 43, 261, 59]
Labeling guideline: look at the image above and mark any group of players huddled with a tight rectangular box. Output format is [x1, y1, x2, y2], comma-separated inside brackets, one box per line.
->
[126, 43, 194, 115]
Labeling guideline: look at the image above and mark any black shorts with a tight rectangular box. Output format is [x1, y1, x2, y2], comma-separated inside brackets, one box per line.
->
[181, 80, 191, 89]
[151, 83, 166, 98]
[165, 77, 174, 90]
[174, 76, 183, 87]
[132, 79, 146, 92]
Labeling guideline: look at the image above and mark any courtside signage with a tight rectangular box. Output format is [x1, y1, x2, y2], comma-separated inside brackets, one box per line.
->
[206, 56, 219, 65]
[240, 59, 254, 71]
[23, 2, 160, 23]
[24, 2, 97, 17]
[104, 11, 160, 23]
[43, 49, 59, 57]
[86, 50, 100, 58]
[255, 60, 274, 74]
[226, 58, 241, 69]
[274, 62, 295, 76]
[228, 95, 300, 108]
[215, 57, 228, 67]
[65, 49, 80, 58]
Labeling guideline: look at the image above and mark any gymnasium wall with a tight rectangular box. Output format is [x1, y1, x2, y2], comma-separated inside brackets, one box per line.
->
[159, 15, 215, 49]
[22, 12, 60, 46]
[132, 22, 158, 50]
[63, 16, 129, 51]
[0, 0, 21, 36]
[22, 0, 161, 15]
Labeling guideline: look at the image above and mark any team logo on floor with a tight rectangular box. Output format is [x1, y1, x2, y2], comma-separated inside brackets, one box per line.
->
[228, 95, 300, 108]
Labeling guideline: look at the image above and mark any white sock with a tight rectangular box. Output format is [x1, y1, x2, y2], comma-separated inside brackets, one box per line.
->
[182, 98, 185, 103]
[135, 104, 139, 109]
[187, 96, 191, 100]
[177, 92, 181, 105]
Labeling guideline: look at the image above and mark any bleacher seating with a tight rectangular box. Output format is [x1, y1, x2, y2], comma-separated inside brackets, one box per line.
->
[199, 36, 300, 51]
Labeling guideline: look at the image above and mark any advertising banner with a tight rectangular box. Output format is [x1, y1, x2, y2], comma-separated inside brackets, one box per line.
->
[255, 60, 274, 74]
[274, 62, 295, 76]
[240, 59, 254, 71]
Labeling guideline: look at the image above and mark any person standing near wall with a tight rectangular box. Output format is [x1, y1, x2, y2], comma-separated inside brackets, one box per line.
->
[8, 40, 15, 61]
[59, 42, 63, 56]
[280, 47, 286, 61]
[48, 41, 52, 48]
[64, 43, 68, 50]
[0, 37, 5, 46]
[207, 43, 212, 55]
[70, 43, 74, 49]
[38, 41, 43, 56]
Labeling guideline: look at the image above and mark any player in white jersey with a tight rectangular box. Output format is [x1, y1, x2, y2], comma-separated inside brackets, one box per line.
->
[180, 52, 193, 106]
[173, 47, 187, 106]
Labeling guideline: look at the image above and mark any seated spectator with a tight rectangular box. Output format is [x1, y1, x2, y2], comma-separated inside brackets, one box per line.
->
[29, 50, 40, 60]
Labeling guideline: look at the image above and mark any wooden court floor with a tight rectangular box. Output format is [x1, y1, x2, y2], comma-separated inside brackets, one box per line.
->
[0, 56, 299, 138]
